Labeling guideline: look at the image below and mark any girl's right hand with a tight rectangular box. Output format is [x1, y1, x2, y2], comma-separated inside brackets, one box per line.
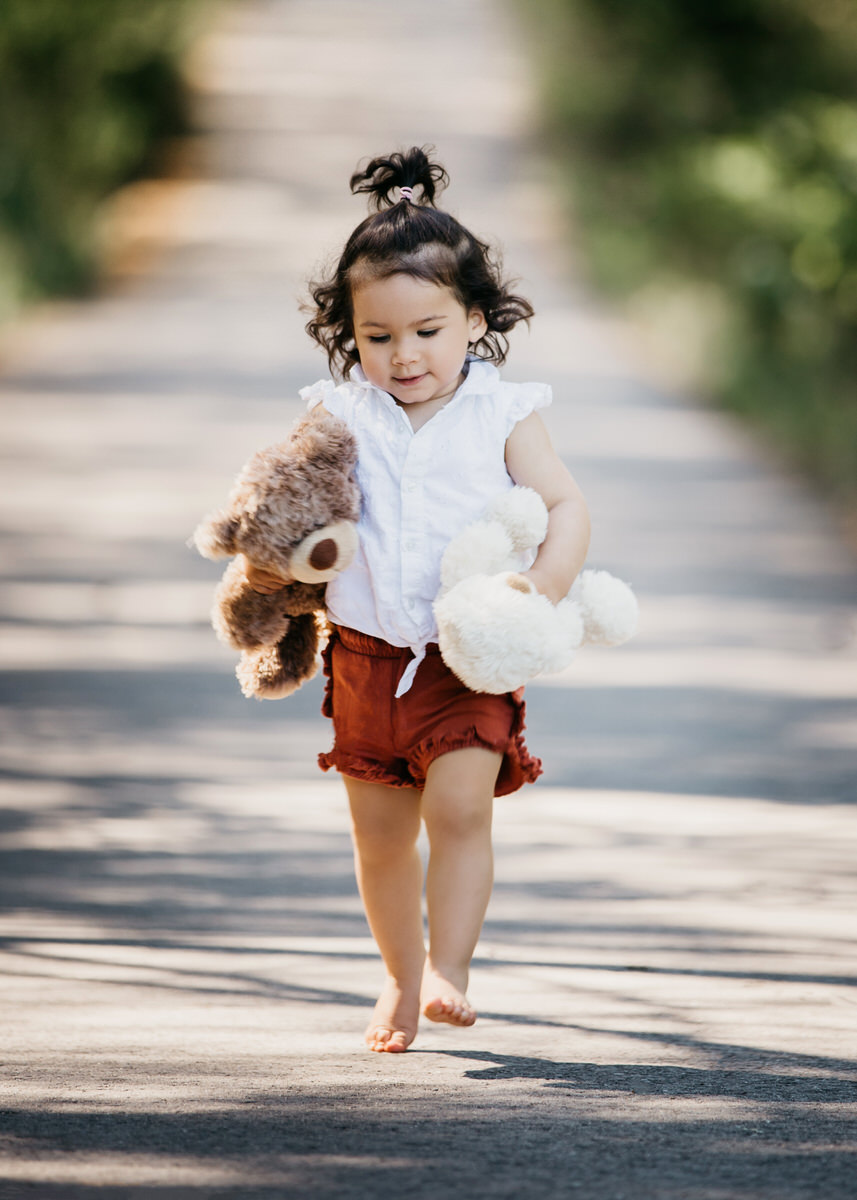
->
[242, 556, 289, 594]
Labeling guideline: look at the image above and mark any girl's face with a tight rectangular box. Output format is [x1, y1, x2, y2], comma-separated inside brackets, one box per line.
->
[351, 273, 487, 423]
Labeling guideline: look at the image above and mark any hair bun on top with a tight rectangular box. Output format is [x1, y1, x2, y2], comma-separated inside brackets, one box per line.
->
[350, 146, 449, 210]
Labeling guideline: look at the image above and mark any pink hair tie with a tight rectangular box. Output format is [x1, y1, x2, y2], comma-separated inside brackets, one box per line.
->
[400, 186, 414, 203]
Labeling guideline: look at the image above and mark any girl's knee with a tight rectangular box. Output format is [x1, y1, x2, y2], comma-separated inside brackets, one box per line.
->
[425, 804, 492, 846]
[421, 752, 497, 842]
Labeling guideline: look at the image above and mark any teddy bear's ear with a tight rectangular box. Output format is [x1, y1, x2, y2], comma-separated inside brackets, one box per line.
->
[192, 511, 240, 560]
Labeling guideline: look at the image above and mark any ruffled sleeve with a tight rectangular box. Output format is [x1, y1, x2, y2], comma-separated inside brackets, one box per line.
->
[300, 378, 365, 429]
[300, 378, 337, 412]
[501, 381, 553, 438]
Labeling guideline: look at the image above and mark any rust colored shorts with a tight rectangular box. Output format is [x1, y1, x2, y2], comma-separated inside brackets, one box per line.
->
[318, 625, 542, 797]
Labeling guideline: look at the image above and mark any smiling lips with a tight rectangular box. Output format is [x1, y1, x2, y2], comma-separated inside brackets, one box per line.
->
[394, 374, 427, 385]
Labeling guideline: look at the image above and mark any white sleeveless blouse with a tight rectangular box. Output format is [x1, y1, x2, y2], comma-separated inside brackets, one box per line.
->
[302, 358, 551, 695]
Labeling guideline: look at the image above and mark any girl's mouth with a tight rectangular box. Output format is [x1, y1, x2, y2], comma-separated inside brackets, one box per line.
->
[394, 374, 426, 386]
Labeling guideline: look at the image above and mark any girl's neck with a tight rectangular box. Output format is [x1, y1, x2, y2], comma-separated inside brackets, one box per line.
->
[394, 368, 467, 432]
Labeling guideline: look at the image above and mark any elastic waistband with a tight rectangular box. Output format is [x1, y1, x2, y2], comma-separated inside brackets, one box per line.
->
[333, 625, 439, 659]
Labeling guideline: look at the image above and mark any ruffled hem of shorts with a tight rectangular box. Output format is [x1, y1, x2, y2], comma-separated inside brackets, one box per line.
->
[411, 726, 508, 792]
[506, 686, 543, 795]
[317, 747, 416, 790]
[413, 688, 542, 798]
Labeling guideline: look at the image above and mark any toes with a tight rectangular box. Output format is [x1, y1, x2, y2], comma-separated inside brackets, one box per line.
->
[422, 994, 476, 1026]
[366, 1026, 391, 1052]
[384, 1031, 410, 1053]
[366, 1025, 412, 1053]
[450, 1002, 476, 1027]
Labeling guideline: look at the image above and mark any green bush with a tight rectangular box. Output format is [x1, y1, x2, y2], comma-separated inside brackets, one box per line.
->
[0, 0, 207, 317]
[523, 0, 857, 498]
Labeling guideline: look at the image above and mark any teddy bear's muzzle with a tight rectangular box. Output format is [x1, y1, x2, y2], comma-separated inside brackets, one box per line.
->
[290, 520, 359, 583]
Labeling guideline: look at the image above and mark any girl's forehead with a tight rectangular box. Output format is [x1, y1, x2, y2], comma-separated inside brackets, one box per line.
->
[351, 273, 461, 312]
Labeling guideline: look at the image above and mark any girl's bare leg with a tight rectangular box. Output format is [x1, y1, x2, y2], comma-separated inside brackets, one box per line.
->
[419, 747, 500, 1027]
[345, 777, 424, 1052]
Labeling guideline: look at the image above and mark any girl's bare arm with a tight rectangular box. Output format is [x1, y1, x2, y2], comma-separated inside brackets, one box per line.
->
[504, 412, 591, 604]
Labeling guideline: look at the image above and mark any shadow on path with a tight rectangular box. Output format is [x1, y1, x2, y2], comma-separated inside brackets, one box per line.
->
[2, 1042, 856, 1200]
[4, 662, 857, 803]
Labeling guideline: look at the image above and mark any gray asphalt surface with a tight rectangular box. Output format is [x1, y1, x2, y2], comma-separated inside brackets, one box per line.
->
[1, 1, 857, 1197]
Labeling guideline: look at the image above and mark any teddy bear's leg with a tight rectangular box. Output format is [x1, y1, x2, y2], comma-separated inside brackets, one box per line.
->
[275, 611, 321, 685]
[236, 612, 321, 699]
[570, 570, 639, 646]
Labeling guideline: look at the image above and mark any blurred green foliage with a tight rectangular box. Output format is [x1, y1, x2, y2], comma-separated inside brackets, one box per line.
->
[524, 0, 857, 497]
[0, 0, 206, 318]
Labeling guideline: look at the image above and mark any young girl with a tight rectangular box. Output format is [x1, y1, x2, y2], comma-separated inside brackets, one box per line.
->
[247, 147, 590, 1053]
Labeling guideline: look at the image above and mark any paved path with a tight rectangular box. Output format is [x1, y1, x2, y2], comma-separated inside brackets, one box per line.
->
[1, 1, 856, 1196]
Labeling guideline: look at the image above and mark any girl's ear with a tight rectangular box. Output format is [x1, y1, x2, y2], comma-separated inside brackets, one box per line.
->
[468, 307, 488, 343]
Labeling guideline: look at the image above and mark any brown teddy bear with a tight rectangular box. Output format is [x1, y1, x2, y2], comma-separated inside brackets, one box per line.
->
[193, 409, 360, 699]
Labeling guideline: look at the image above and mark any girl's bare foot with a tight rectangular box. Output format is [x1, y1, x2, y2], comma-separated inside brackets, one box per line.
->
[420, 965, 477, 1027]
[365, 977, 420, 1053]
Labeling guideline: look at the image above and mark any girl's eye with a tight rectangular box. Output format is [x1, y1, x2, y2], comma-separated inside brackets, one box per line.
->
[367, 335, 390, 344]
[417, 329, 438, 338]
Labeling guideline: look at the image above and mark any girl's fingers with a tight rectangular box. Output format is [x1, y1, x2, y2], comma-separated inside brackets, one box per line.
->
[243, 559, 287, 593]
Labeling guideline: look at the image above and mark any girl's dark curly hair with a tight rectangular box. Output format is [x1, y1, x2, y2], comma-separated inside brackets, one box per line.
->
[306, 146, 534, 379]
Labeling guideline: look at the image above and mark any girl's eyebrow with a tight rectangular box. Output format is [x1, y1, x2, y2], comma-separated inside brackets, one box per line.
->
[358, 314, 449, 328]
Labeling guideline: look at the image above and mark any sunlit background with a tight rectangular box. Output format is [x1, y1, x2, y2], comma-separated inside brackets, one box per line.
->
[2, 0, 856, 498]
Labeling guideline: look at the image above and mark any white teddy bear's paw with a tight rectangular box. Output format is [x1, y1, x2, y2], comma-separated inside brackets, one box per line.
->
[571, 570, 639, 645]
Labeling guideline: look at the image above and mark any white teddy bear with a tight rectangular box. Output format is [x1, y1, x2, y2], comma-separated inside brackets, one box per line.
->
[434, 487, 638, 694]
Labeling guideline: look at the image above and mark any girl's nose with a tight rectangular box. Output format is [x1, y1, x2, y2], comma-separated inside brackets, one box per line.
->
[392, 341, 418, 365]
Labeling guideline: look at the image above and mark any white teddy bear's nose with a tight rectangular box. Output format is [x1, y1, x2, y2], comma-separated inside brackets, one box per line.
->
[291, 521, 359, 583]
[505, 574, 535, 595]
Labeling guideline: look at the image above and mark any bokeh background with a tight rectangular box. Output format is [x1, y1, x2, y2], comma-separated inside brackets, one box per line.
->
[526, 0, 857, 506]
[0, 0, 203, 311]
[2, 0, 856, 505]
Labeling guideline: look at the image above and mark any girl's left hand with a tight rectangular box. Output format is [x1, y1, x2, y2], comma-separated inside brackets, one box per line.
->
[242, 556, 289, 594]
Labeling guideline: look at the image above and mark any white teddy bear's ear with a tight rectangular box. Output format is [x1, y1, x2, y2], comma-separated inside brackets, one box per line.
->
[571, 570, 639, 645]
[439, 520, 514, 594]
[484, 487, 548, 551]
